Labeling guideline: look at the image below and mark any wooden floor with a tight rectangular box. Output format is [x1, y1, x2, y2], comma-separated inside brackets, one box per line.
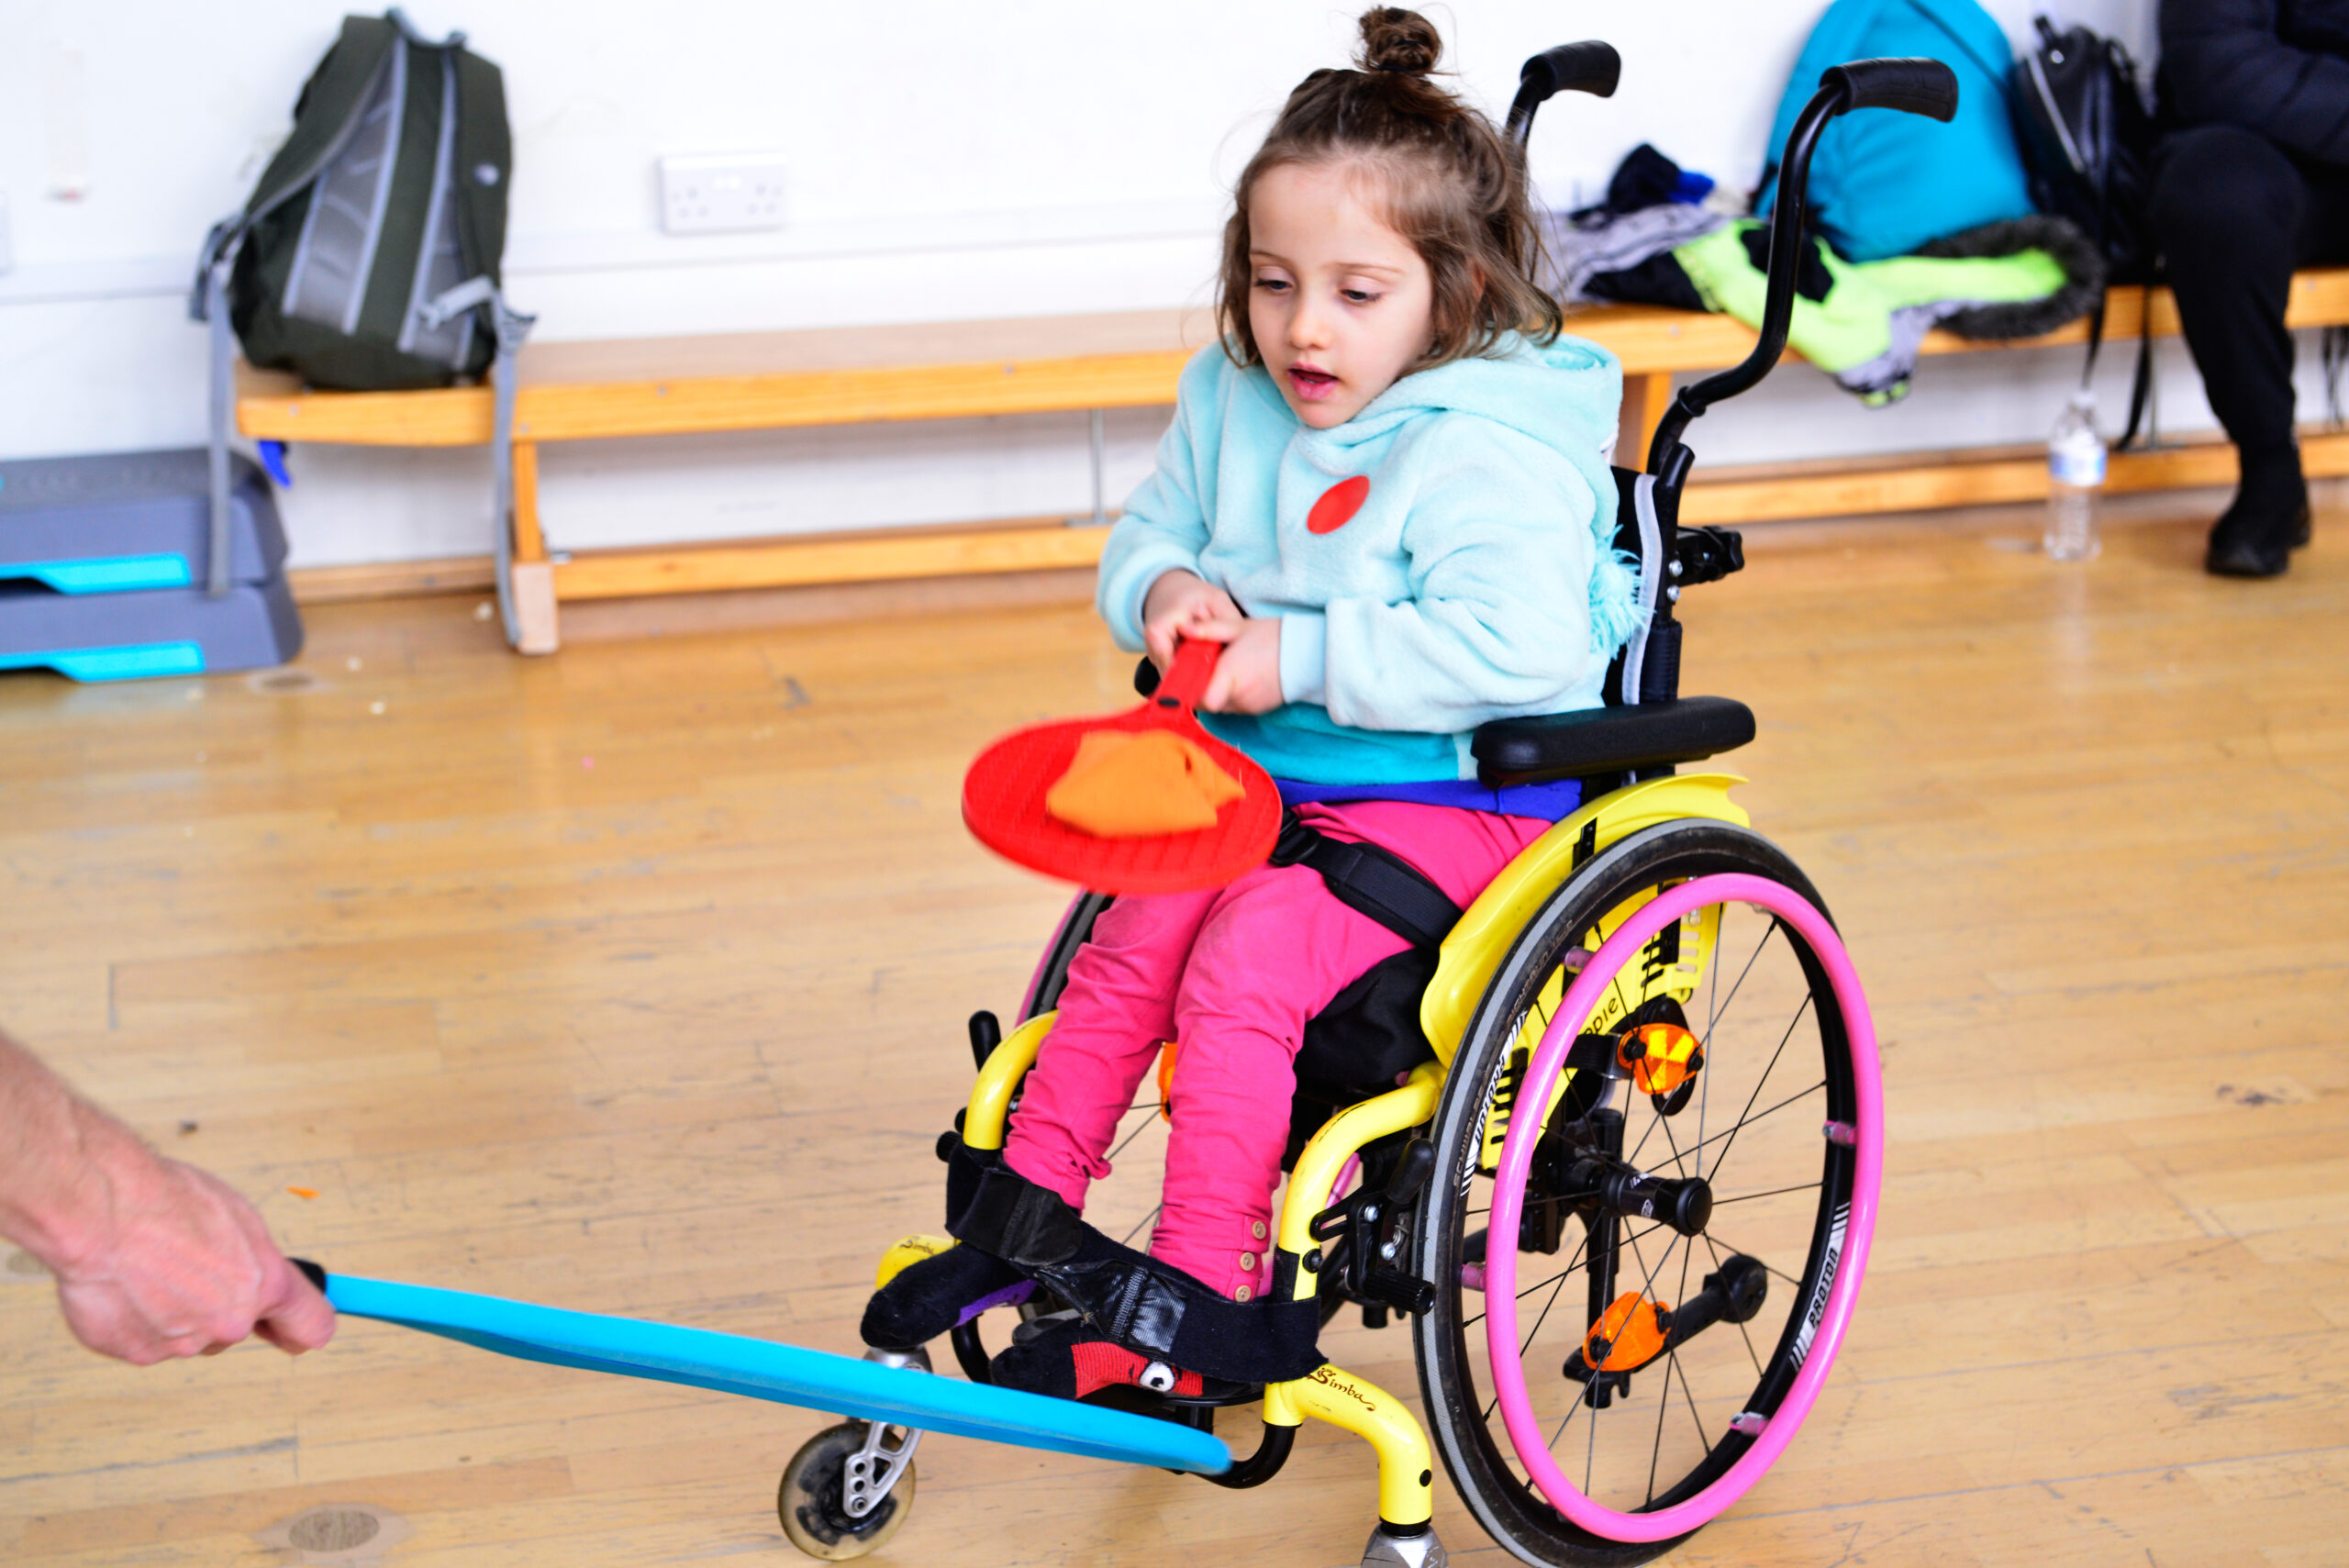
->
[3, 494, 2345, 1567]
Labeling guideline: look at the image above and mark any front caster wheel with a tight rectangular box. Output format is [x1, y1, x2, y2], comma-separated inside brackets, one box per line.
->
[778, 1421, 917, 1561]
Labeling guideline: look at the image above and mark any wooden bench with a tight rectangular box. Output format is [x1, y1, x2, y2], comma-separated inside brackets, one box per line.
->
[238, 270, 2349, 652]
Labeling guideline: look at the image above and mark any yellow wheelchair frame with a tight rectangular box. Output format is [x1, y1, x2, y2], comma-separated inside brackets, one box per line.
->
[874, 772, 1748, 1533]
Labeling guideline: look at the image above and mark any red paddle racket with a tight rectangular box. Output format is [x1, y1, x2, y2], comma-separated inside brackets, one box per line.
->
[963, 638, 1282, 894]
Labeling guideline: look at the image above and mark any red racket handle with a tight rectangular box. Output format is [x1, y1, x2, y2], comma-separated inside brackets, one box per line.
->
[1152, 637, 1221, 714]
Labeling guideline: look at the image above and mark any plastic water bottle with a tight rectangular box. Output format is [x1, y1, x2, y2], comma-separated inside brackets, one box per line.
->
[2044, 389, 2106, 562]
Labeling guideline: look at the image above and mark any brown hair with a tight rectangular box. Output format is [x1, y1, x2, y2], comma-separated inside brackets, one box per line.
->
[1216, 7, 1562, 373]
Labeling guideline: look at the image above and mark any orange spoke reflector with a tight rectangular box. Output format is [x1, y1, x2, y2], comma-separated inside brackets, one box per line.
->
[1156, 1040, 1178, 1122]
[1586, 1291, 1672, 1373]
[1620, 1021, 1702, 1096]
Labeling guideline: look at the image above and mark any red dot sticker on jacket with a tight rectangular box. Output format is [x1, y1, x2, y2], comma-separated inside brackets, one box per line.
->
[1307, 475, 1370, 535]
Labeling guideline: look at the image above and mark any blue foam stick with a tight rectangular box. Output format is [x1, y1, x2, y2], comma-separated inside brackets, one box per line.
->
[322, 1273, 1231, 1476]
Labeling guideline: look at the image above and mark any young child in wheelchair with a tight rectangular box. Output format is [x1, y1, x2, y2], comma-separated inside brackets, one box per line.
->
[863, 6, 1643, 1402]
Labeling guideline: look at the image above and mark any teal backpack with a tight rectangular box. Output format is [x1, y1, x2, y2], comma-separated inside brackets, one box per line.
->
[1756, 0, 2035, 261]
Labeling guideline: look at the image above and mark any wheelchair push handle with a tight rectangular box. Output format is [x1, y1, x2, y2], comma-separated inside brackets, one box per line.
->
[1505, 40, 1620, 144]
[1646, 56, 1963, 475]
[1820, 57, 1959, 122]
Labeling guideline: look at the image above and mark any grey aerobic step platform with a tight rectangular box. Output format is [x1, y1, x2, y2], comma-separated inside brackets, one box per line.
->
[0, 577, 303, 682]
[0, 448, 286, 592]
[0, 448, 303, 682]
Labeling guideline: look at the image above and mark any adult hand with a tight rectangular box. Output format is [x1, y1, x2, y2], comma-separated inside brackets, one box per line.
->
[1140, 570, 1241, 670]
[3, 1025, 334, 1365]
[49, 1154, 335, 1364]
[1194, 612, 1286, 715]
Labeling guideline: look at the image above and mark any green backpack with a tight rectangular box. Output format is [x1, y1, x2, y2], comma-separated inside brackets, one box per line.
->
[190, 8, 533, 641]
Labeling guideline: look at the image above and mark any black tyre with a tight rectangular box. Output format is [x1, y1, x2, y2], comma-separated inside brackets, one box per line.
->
[1411, 820, 1866, 1566]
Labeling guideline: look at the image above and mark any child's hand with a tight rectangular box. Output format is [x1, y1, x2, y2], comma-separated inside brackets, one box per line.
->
[1196, 614, 1284, 715]
[1141, 571, 1240, 669]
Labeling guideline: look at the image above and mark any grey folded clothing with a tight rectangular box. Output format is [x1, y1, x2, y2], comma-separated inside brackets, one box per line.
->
[1543, 201, 1726, 303]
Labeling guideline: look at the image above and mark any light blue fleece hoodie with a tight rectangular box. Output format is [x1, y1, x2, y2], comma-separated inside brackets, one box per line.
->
[1097, 332, 1642, 785]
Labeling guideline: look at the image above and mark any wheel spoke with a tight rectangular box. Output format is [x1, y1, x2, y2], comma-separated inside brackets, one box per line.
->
[1119, 1203, 1161, 1248]
[1645, 1220, 1699, 1507]
[1622, 1221, 1685, 1336]
[1479, 1227, 1596, 1424]
[1626, 1096, 1667, 1169]
[1520, 1248, 1583, 1353]
[1703, 1229, 1806, 1290]
[1673, 1344, 1710, 1454]
[1485, 1263, 1572, 1427]
[1702, 1233, 1766, 1377]
[1694, 914, 1725, 1182]
[1657, 1076, 1826, 1173]
[1103, 1108, 1161, 1168]
[1548, 1373, 1590, 1450]
[1706, 992, 1818, 1178]
[1709, 1181, 1822, 1207]
[1655, 1098, 1693, 1182]
[1585, 1383, 1598, 1495]
[1706, 913, 1781, 1040]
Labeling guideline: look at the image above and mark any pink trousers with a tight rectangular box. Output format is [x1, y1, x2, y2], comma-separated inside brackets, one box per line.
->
[1002, 800, 1550, 1300]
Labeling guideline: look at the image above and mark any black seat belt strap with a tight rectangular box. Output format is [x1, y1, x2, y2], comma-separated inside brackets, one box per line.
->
[1269, 813, 1462, 950]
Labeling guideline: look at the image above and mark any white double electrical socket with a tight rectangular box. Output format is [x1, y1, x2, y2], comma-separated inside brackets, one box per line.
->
[658, 153, 787, 236]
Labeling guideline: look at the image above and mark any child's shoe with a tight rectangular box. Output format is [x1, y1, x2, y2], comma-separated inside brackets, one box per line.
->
[860, 1242, 1033, 1352]
[950, 1161, 1325, 1385]
[989, 1313, 1251, 1402]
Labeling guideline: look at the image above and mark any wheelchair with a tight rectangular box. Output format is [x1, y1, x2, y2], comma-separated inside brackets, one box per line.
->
[781, 44, 1945, 1568]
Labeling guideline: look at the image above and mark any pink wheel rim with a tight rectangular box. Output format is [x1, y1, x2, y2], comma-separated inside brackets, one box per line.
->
[1480, 873, 1881, 1542]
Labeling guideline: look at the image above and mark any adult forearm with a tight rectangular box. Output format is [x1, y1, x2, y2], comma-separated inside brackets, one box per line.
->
[0, 1025, 336, 1362]
[0, 1029, 146, 1273]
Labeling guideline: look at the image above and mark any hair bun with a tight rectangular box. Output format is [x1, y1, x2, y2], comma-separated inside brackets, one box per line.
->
[1357, 6, 1441, 75]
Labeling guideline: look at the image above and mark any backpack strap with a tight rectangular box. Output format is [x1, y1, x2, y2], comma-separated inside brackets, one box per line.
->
[1269, 813, 1461, 951]
[2118, 314, 2156, 450]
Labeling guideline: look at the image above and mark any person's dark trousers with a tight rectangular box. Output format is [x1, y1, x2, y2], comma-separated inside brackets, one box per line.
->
[2150, 125, 2349, 573]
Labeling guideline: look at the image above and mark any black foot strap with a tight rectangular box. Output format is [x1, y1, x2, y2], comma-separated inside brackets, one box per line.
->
[951, 1162, 1323, 1385]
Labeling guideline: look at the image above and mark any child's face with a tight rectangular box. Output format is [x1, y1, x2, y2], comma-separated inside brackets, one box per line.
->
[1246, 161, 1436, 429]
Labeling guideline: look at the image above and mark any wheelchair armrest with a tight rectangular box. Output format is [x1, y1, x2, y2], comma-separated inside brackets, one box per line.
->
[1472, 695, 1756, 786]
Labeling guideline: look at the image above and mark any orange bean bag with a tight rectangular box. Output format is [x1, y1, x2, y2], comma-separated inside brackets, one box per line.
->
[1044, 729, 1245, 838]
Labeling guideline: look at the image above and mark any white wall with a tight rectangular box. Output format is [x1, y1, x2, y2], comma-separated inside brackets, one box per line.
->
[0, 0, 2310, 570]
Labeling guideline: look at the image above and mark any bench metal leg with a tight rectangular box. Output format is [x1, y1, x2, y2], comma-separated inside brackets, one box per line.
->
[1066, 407, 1109, 528]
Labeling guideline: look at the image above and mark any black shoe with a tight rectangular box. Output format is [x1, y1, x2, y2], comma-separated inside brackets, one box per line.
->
[2207, 507, 2305, 576]
[2206, 461, 2309, 578]
[951, 1161, 1327, 1384]
[860, 1243, 1033, 1351]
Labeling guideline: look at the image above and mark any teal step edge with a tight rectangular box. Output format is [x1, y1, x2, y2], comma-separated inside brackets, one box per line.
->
[1, 554, 194, 594]
[0, 642, 206, 683]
